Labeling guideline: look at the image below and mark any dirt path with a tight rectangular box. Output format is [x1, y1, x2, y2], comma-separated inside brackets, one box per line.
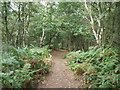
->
[37, 50, 84, 88]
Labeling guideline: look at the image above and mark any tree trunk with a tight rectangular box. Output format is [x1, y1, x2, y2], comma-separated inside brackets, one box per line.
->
[40, 29, 45, 47]
[84, 1, 103, 47]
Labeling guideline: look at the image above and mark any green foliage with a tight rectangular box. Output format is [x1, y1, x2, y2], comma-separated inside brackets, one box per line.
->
[1, 63, 33, 88]
[1, 45, 52, 88]
[66, 46, 120, 88]
[1, 2, 120, 88]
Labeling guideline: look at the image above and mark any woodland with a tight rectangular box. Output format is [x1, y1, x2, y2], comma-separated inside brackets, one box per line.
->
[0, 1, 120, 88]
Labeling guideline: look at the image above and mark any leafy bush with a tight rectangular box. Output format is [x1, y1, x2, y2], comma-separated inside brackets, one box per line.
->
[1, 45, 52, 88]
[66, 46, 120, 88]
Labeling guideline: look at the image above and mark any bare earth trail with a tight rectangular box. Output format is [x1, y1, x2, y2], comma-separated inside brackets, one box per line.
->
[38, 50, 84, 88]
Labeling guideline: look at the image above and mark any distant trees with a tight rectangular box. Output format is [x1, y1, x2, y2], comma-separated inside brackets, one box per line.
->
[1, 2, 32, 47]
[1, 2, 119, 51]
[83, 1, 120, 47]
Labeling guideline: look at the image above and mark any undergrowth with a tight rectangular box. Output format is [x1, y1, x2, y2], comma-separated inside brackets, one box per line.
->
[66, 46, 120, 88]
[1, 45, 52, 88]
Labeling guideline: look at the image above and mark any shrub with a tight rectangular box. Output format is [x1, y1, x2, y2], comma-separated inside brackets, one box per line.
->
[1, 45, 52, 88]
[66, 46, 120, 88]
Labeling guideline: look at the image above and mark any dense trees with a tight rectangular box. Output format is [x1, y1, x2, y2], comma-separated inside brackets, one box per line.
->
[1, 2, 119, 51]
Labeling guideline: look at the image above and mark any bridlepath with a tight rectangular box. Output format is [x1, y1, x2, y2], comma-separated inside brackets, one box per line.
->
[38, 50, 85, 88]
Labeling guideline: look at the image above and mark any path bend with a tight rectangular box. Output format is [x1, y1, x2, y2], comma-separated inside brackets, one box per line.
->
[37, 50, 84, 88]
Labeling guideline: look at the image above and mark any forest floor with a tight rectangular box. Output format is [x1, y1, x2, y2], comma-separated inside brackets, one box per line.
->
[37, 50, 85, 88]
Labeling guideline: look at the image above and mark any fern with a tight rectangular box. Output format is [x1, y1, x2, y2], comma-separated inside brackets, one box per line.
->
[2, 46, 52, 88]
[67, 46, 119, 88]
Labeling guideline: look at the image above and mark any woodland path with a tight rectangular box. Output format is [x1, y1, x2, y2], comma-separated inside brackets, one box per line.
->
[37, 50, 85, 88]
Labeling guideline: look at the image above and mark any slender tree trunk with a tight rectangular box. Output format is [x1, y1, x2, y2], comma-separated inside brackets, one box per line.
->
[84, 1, 103, 47]
[40, 29, 45, 47]
[4, 2, 10, 44]
[16, 3, 21, 48]
[68, 31, 71, 51]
